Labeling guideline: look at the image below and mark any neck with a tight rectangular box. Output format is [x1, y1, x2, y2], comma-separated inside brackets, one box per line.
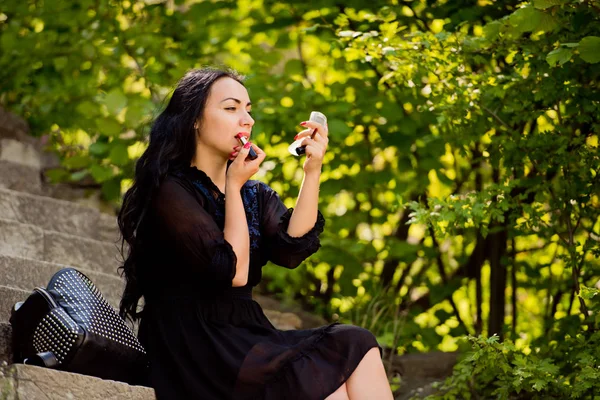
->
[190, 146, 228, 194]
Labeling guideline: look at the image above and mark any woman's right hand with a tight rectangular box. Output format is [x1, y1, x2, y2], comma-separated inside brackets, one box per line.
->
[226, 142, 265, 190]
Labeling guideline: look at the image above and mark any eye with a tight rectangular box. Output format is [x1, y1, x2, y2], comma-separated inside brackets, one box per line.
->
[225, 107, 252, 116]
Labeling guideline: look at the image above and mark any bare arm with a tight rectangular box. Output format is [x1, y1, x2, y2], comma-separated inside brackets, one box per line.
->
[224, 183, 250, 287]
[287, 116, 328, 238]
[287, 171, 321, 237]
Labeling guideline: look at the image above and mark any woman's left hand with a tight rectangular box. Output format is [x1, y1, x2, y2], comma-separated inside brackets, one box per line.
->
[295, 120, 329, 174]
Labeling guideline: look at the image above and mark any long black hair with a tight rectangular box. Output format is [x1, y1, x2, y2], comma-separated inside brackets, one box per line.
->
[117, 67, 245, 324]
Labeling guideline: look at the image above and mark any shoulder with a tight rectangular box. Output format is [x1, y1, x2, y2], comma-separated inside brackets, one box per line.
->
[159, 172, 193, 194]
[153, 172, 207, 206]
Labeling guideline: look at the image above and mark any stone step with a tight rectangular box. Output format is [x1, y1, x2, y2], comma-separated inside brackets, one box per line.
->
[0, 286, 29, 324]
[0, 363, 155, 399]
[0, 218, 121, 276]
[0, 159, 42, 195]
[0, 254, 124, 308]
[0, 322, 10, 364]
[0, 139, 43, 195]
[0, 186, 119, 242]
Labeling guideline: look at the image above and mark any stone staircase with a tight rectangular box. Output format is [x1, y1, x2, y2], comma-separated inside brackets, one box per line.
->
[0, 109, 314, 398]
[0, 175, 158, 397]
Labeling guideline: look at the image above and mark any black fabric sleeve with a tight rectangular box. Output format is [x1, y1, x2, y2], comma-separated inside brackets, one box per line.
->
[259, 182, 325, 269]
[151, 176, 237, 288]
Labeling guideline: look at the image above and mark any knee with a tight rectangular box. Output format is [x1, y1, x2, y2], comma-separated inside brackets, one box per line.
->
[349, 326, 381, 356]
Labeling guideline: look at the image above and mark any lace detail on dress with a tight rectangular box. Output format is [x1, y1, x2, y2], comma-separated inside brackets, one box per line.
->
[241, 183, 261, 252]
[175, 166, 261, 254]
[193, 180, 225, 223]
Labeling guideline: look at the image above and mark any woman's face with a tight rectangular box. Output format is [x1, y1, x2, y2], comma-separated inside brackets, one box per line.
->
[196, 77, 254, 158]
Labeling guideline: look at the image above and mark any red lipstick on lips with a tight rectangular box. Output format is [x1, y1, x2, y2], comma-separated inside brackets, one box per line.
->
[235, 133, 258, 160]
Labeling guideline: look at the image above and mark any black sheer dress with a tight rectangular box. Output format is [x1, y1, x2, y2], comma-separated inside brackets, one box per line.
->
[136, 166, 382, 399]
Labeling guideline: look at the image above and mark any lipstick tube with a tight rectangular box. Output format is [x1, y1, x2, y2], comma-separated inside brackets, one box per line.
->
[235, 134, 258, 160]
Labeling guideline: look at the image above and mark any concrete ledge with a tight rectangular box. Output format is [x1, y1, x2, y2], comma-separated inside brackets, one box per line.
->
[0, 286, 29, 323]
[0, 363, 155, 399]
[0, 219, 44, 260]
[0, 160, 42, 196]
[0, 218, 121, 276]
[43, 230, 121, 276]
[0, 187, 104, 240]
[0, 139, 41, 169]
[0, 322, 11, 364]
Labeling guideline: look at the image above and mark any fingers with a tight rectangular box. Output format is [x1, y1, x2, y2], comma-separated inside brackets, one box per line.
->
[300, 137, 326, 158]
[300, 132, 328, 148]
[230, 142, 251, 163]
[294, 128, 313, 141]
[299, 120, 328, 139]
[244, 143, 266, 165]
[250, 142, 266, 157]
[254, 144, 267, 162]
[230, 145, 241, 160]
[230, 142, 265, 163]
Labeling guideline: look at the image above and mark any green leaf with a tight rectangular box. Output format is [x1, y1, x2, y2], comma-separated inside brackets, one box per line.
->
[63, 155, 90, 169]
[109, 143, 129, 166]
[45, 168, 69, 183]
[52, 56, 68, 71]
[96, 118, 122, 137]
[579, 36, 600, 64]
[546, 47, 573, 67]
[301, 24, 320, 33]
[510, 7, 543, 33]
[579, 285, 599, 300]
[89, 142, 110, 156]
[76, 101, 99, 117]
[284, 59, 304, 76]
[125, 105, 144, 127]
[101, 179, 122, 201]
[509, 6, 557, 33]
[104, 88, 127, 115]
[483, 21, 502, 40]
[70, 170, 89, 181]
[537, 13, 559, 32]
[532, 379, 547, 391]
[327, 118, 351, 138]
[89, 164, 115, 183]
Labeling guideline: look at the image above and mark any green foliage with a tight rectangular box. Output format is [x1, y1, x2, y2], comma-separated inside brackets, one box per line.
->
[424, 286, 600, 399]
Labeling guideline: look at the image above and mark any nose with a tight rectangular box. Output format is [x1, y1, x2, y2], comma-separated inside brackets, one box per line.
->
[242, 111, 254, 127]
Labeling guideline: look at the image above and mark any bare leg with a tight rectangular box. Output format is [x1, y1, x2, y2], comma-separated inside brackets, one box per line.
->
[346, 347, 393, 400]
[325, 382, 349, 400]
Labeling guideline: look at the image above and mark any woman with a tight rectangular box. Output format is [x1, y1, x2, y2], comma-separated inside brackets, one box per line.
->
[117, 67, 393, 400]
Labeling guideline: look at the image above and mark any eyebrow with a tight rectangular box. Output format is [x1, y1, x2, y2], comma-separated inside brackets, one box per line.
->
[220, 97, 252, 106]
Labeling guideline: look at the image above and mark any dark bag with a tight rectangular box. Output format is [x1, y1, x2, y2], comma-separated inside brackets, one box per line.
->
[9, 267, 149, 385]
